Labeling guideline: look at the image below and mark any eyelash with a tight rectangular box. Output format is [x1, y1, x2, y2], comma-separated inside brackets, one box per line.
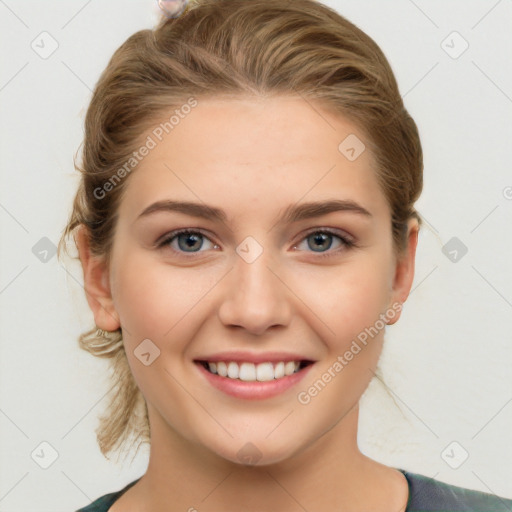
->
[156, 228, 356, 260]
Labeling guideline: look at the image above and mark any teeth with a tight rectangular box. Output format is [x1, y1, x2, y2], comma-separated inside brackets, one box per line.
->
[239, 362, 256, 381]
[256, 362, 274, 381]
[216, 361, 227, 377]
[204, 360, 304, 381]
[285, 361, 296, 376]
[227, 361, 239, 379]
[274, 361, 285, 379]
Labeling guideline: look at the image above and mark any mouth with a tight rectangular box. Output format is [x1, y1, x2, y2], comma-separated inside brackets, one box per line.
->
[195, 359, 314, 382]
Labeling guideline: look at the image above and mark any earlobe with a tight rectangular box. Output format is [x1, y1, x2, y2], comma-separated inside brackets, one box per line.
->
[386, 219, 419, 326]
[75, 225, 120, 332]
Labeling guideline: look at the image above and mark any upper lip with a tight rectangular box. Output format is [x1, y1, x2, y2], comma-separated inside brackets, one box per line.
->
[194, 351, 316, 364]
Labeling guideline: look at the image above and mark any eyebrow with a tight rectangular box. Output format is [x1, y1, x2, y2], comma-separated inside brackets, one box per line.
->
[136, 199, 372, 224]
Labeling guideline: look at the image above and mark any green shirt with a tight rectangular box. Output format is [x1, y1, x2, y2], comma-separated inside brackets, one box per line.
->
[76, 468, 512, 511]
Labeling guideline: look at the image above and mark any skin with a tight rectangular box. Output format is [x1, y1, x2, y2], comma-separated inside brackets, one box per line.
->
[76, 95, 418, 512]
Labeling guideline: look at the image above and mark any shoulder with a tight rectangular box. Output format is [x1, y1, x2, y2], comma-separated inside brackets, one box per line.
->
[401, 470, 512, 511]
[75, 478, 141, 512]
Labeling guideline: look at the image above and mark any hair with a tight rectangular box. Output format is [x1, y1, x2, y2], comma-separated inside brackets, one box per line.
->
[58, 0, 423, 460]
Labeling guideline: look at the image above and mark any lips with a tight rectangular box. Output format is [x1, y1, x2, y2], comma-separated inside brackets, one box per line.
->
[193, 351, 315, 399]
[194, 357, 315, 400]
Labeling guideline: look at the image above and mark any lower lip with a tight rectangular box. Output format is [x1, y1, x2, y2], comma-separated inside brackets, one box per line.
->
[195, 362, 314, 400]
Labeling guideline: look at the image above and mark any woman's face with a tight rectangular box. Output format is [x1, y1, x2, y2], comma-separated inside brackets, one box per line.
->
[86, 95, 417, 465]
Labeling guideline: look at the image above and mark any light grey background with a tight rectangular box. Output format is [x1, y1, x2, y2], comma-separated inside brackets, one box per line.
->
[1, 1, 511, 510]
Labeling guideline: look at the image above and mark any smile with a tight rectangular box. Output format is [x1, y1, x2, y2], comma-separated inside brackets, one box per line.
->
[199, 360, 313, 382]
[194, 358, 315, 400]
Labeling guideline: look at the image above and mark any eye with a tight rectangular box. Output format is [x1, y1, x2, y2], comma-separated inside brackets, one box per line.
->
[156, 228, 356, 259]
[293, 228, 355, 258]
[157, 229, 218, 254]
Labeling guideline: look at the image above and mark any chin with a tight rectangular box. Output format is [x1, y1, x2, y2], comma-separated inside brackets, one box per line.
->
[203, 433, 304, 468]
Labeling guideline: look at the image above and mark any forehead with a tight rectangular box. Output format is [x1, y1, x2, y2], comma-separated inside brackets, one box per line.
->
[118, 95, 390, 224]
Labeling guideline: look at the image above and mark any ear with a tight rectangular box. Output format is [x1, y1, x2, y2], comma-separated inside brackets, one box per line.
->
[74, 225, 120, 332]
[386, 218, 419, 326]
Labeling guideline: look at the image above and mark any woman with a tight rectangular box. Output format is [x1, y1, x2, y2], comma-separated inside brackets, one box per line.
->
[58, 0, 512, 510]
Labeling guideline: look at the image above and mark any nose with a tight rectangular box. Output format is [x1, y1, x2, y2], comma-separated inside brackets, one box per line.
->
[217, 250, 292, 336]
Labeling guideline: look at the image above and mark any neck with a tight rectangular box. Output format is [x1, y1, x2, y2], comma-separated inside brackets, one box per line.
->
[129, 403, 406, 512]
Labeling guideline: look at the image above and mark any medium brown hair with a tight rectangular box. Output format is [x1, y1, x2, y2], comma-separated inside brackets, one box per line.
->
[58, 0, 423, 460]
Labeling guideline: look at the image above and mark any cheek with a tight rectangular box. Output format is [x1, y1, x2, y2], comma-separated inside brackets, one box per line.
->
[295, 261, 391, 417]
[111, 250, 219, 341]
[292, 255, 393, 349]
